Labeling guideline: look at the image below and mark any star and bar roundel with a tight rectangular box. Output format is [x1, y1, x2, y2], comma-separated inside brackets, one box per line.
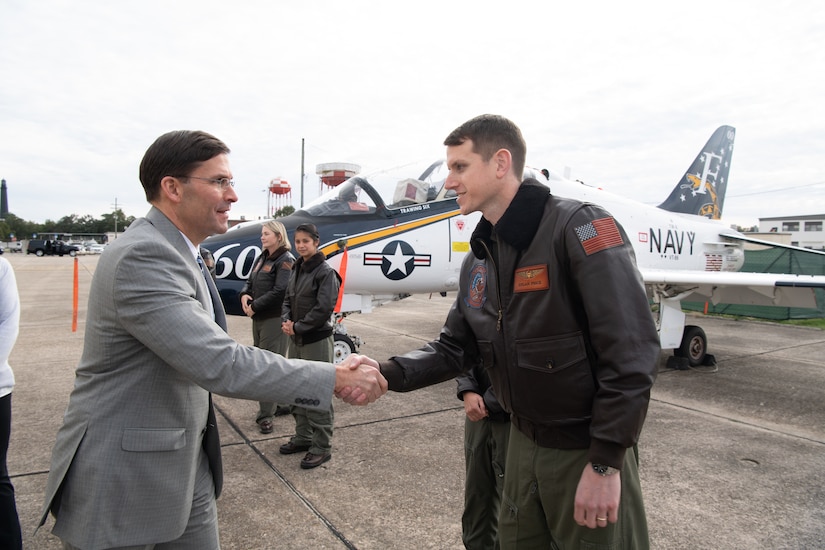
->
[363, 240, 432, 280]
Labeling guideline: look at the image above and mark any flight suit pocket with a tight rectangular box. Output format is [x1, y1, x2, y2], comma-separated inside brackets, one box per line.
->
[122, 428, 187, 452]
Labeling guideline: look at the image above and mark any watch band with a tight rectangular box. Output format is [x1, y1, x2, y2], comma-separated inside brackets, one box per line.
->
[591, 463, 620, 476]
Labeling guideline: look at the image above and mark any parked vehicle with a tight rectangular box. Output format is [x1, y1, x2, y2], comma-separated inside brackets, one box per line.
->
[26, 239, 80, 257]
[0, 242, 23, 253]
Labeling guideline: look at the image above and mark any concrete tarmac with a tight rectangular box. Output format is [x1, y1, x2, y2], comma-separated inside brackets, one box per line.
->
[6, 253, 825, 549]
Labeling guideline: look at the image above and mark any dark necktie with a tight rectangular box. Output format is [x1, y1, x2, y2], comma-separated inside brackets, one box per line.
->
[198, 255, 228, 329]
[197, 254, 224, 498]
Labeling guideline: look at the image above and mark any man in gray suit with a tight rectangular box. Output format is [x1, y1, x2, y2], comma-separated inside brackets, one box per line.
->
[38, 130, 387, 549]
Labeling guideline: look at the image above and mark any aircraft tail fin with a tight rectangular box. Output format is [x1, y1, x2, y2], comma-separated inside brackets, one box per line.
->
[657, 125, 736, 219]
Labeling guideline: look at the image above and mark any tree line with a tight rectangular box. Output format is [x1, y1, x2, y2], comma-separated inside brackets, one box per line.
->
[0, 205, 296, 243]
[0, 210, 135, 241]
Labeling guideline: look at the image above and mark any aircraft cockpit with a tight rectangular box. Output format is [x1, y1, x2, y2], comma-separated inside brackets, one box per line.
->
[300, 177, 378, 217]
[300, 160, 455, 217]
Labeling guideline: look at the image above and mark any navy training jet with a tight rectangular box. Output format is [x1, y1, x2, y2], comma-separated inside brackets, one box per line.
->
[203, 126, 825, 365]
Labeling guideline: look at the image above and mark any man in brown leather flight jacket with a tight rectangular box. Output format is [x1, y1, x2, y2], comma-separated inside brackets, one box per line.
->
[343, 114, 660, 549]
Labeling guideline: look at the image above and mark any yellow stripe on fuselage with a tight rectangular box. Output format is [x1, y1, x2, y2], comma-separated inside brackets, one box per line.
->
[320, 210, 459, 256]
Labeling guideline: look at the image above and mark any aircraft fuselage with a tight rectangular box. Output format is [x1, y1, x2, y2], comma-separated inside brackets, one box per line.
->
[203, 165, 745, 317]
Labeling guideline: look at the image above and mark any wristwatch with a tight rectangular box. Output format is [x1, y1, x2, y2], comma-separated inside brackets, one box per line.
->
[591, 463, 620, 476]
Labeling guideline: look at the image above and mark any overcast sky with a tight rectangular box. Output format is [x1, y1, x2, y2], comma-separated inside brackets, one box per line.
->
[2, 0, 824, 229]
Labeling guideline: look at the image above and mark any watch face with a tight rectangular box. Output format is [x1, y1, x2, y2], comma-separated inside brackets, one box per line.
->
[592, 463, 617, 475]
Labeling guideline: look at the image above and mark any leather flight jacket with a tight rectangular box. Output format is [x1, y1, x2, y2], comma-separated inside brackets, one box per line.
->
[239, 246, 294, 320]
[282, 252, 341, 346]
[382, 179, 660, 469]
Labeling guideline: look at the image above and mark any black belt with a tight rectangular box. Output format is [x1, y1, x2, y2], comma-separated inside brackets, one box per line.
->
[511, 415, 591, 449]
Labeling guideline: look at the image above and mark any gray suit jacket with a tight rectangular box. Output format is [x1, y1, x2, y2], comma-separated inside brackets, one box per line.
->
[39, 207, 336, 548]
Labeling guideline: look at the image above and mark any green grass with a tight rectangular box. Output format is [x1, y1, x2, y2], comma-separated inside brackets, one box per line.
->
[777, 318, 825, 329]
[691, 311, 825, 329]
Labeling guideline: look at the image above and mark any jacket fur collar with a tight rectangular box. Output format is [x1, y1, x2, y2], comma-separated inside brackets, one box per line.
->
[470, 178, 551, 258]
[263, 246, 289, 262]
[296, 251, 326, 273]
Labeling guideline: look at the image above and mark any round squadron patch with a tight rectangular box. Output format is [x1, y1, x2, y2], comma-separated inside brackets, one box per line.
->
[465, 264, 487, 309]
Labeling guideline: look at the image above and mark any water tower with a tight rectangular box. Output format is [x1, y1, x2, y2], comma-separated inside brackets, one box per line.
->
[268, 178, 291, 216]
[316, 162, 360, 193]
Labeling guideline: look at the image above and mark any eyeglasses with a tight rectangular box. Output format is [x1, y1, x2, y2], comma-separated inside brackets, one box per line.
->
[179, 175, 235, 189]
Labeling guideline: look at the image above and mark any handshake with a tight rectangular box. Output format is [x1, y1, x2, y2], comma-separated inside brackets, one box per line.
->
[333, 354, 387, 405]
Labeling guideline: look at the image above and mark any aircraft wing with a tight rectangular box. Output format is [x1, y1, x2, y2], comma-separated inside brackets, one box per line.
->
[641, 268, 825, 309]
[721, 232, 825, 256]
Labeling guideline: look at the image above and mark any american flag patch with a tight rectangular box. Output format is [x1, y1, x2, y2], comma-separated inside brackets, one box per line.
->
[575, 217, 624, 255]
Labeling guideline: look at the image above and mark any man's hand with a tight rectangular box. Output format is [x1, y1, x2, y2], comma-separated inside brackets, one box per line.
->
[282, 320, 294, 336]
[573, 463, 621, 529]
[334, 354, 386, 405]
[462, 392, 488, 421]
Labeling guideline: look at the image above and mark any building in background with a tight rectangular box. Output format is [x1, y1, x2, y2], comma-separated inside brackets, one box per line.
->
[759, 214, 825, 250]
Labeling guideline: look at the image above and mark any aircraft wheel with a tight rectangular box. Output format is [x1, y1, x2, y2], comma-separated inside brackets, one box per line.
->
[333, 334, 356, 365]
[675, 325, 707, 367]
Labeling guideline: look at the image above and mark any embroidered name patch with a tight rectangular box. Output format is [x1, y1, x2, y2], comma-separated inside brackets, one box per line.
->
[574, 217, 624, 255]
[514, 264, 549, 293]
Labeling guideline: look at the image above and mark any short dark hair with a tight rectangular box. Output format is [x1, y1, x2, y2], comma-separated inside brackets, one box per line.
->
[295, 223, 320, 241]
[139, 130, 230, 202]
[443, 114, 526, 180]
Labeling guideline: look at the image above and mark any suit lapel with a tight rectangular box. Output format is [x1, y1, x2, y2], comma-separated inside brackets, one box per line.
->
[145, 207, 228, 330]
[144, 207, 225, 498]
